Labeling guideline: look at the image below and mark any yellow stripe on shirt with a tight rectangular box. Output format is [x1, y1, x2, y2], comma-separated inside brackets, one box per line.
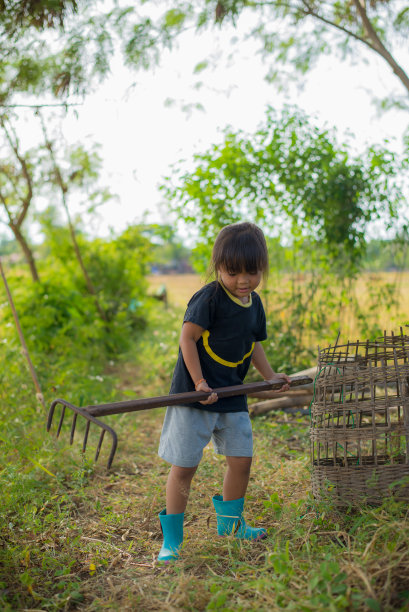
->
[201, 330, 255, 368]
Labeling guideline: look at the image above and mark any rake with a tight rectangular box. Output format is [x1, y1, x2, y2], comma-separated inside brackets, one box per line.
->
[47, 375, 312, 469]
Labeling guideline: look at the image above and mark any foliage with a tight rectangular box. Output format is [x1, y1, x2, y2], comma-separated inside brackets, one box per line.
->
[0, 2, 186, 103]
[0, 3, 112, 101]
[1, 223, 152, 376]
[0, 0, 80, 35]
[162, 106, 407, 275]
[0, 107, 114, 284]
[160, 107, 408, 369]
[1, 1, 407, 111]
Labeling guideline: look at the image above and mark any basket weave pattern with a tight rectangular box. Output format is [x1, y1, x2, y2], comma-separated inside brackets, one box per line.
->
[310, 329, 409, 505]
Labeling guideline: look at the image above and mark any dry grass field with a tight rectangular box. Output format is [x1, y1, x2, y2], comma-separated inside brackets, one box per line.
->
[148, 273, 205, 308]
[148, 271, 409, 344]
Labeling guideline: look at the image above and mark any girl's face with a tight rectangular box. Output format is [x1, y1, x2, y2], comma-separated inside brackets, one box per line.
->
[218, 266, 262, 304]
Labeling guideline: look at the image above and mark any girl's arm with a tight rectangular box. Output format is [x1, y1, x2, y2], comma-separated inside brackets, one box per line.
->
[251, 342, 291, 391]
[179, 321, 218, 404]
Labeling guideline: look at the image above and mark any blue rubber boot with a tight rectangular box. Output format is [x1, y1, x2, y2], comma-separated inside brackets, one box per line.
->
[158, 509, 184, 562]
[212, 495, 267, 540]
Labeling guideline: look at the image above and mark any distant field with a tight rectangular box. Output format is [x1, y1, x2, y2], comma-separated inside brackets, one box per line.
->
[148, 273, 204, 308]
[148, 271, 409, 341]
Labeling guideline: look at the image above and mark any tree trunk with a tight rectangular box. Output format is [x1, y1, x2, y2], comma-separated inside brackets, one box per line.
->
[9, 221, 40, 282]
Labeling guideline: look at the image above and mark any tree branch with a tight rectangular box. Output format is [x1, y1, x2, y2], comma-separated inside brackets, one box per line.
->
[0, 186, 40, 282]
[299, 0, 378, 51]
[0, 186, 13, 223]
[250, 1, 377, 51]
[0, 116, 33, 227]
[250, 1, 409, 95]
[0, 162, 21, 197]
[0, 103, 82, 109]
[351, 0, 409, 94]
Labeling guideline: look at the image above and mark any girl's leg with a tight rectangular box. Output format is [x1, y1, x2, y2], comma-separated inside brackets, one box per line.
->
[213, 455, 266, 540]
[223, 456, 252, 501]
[166, 464, 198, 514]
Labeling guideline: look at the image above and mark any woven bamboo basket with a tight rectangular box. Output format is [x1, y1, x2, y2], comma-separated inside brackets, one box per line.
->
[310, 327, 409, 505]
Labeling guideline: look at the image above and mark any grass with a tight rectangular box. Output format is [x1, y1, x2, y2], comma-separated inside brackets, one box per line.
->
[1, 273, 409, 610]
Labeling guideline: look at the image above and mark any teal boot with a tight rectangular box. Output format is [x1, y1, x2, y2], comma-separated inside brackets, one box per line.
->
[158, 509, 184, 562]
[212, 495, 267, 540]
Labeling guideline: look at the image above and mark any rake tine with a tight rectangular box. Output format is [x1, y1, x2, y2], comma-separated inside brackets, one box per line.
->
[47, 400, 59, 432]
[107, 431, 118, 470]
[82, 420, 91, 453]
[56, 405, 66, 438]
[70, 413, 77, 445]
[95, 429, 105, 462]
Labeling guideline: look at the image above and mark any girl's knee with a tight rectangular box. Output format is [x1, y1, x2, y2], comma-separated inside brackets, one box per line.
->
[226, 456, 252, 474]
[170, 464, 198, 482]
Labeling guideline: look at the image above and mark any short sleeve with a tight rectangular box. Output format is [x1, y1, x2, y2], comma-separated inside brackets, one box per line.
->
[183, 284, 216, 330]
[254, 295, 267, 341]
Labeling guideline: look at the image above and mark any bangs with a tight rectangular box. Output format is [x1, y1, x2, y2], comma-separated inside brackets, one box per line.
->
[212, 224, 269, 275]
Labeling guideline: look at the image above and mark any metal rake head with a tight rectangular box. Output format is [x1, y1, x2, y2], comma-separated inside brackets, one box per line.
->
[47, 399, 118, 469]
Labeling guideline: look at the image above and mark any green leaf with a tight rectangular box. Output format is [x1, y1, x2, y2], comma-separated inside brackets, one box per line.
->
[365, 599, 382, 612]
[193, 60, 209, 73]
[163, 9, 186, 28]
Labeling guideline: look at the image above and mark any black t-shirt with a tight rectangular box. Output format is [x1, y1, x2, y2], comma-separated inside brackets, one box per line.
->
[169, 281, 267, 412]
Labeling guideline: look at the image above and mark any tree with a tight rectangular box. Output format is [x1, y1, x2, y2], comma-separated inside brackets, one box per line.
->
[161, 107, 408, 274]
[0, 114, 40, 281]
[0, 106, 115, 297]
[37, 109, 110, 320]
[2, 2, 407, 111]
[161, 107, 408, 364]
[0, 2, 117, 103]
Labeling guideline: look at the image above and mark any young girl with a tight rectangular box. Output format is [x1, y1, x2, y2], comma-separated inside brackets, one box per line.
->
[157, 222, 290, 561]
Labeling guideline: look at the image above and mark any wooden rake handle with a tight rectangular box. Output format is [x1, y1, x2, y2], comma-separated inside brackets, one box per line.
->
[85, 375, 313, 417]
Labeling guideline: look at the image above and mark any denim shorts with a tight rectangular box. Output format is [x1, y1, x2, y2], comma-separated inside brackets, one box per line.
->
[158, 405, 253, 467]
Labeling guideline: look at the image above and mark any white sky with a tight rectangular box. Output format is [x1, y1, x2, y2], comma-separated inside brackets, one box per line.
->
[6, 17, 409, 240]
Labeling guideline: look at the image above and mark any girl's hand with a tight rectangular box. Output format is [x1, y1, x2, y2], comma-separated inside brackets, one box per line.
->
[265, 374, 291, 393]
[196, 380, 218, 405]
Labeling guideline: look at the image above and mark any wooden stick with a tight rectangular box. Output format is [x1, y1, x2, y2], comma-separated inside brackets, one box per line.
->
[0, 258, 45, 409]
[250, 393, 312, 416]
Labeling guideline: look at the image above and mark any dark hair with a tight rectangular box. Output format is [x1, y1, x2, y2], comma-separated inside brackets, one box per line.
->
[209, 222, 269, 279]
